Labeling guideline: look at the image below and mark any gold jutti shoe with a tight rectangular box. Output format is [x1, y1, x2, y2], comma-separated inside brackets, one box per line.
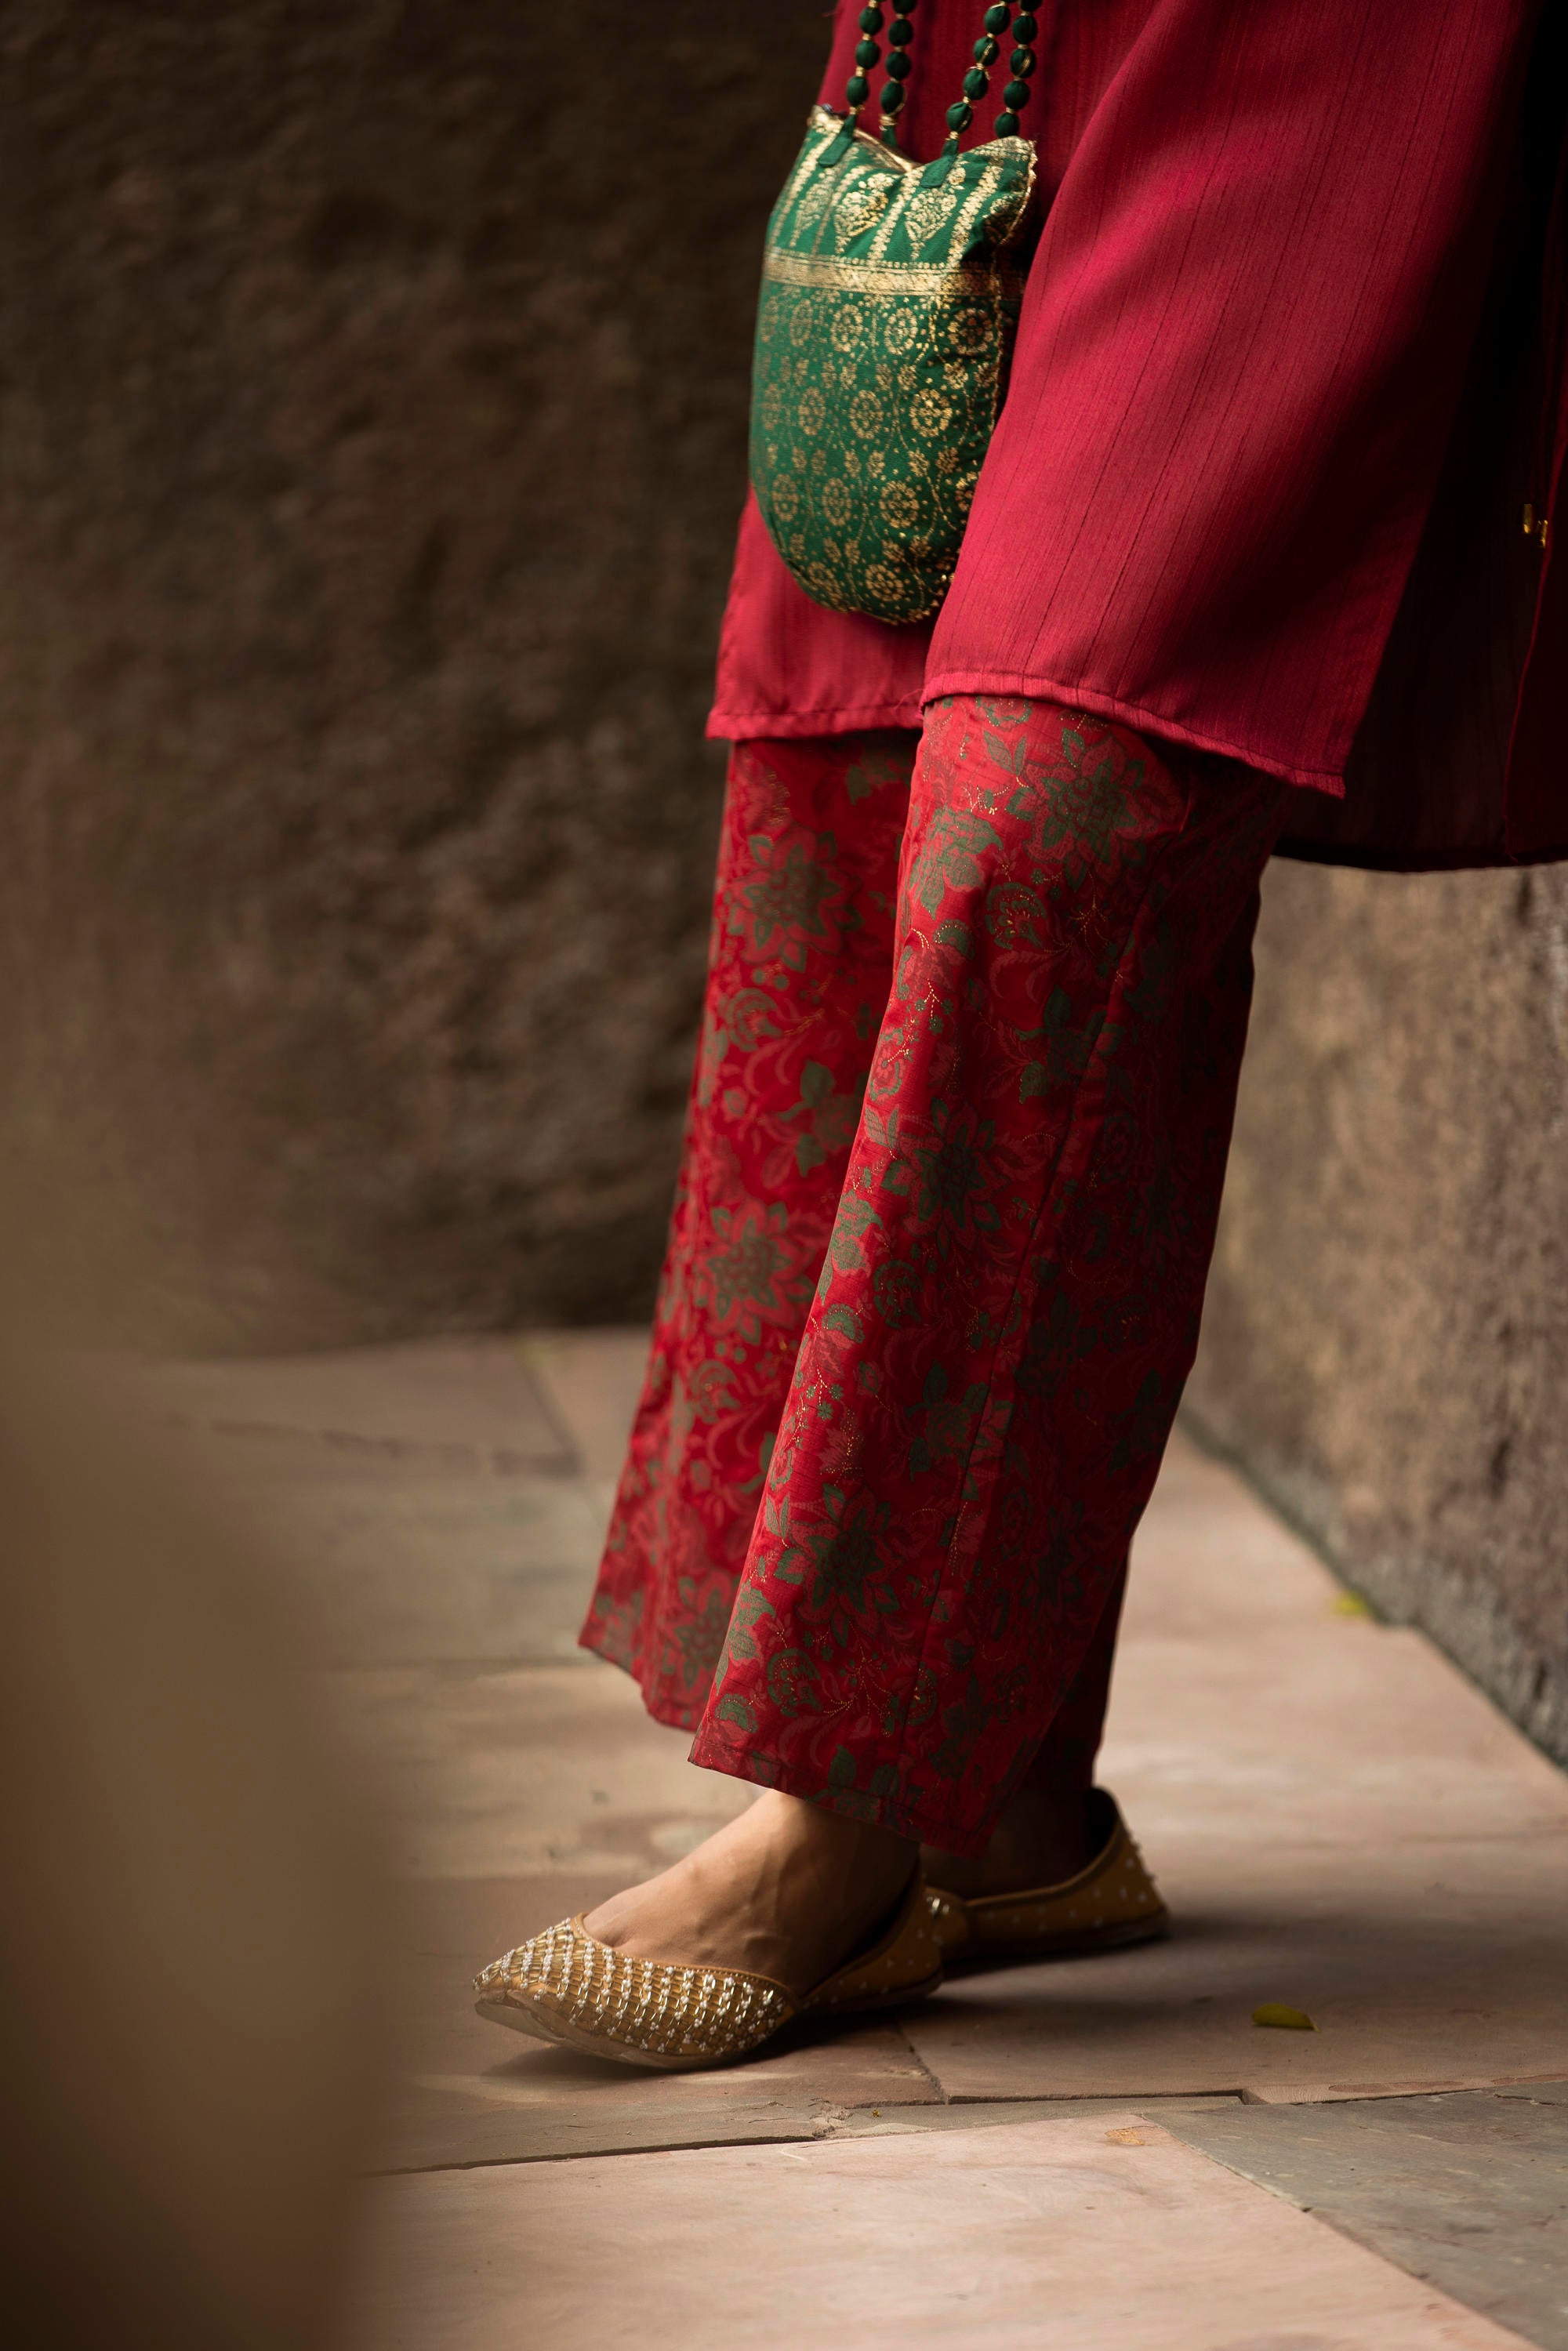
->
[927, 1789, 1169, 1972]
[473, 1867, 943, 2072]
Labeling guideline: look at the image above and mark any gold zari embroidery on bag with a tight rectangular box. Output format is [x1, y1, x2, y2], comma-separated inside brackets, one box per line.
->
[749, 105, 1037, 626]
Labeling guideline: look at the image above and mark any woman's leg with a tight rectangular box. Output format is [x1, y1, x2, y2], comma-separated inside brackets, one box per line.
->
[581, 731, 925, 1990]
[590, 695, 1283, 1984]
[924, 1556, 1127, 1895]
[688, 696, 1286, 1856]
[583, 729, 916, 1722]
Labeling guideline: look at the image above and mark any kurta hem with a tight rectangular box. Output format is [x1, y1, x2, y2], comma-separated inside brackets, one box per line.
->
[709, 669, 1353, 796]
[706, 697, 924, 742]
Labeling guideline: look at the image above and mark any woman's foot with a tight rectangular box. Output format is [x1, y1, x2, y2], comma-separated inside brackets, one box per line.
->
[921, 1786, 1102, 1899]
[583, 1790, 918, 1998]
[920, 1788, 1169, 1972]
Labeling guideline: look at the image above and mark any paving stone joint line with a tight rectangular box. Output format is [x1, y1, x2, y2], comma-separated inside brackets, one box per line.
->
[159, 1409, 578, 1476]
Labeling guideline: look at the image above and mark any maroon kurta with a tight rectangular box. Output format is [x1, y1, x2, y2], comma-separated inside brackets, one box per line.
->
[711, 0, 1566, 869]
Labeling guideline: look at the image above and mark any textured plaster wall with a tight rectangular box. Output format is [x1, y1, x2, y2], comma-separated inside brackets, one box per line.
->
[1188, 857, 1568, 1769]
[0, 0, 824, 1345]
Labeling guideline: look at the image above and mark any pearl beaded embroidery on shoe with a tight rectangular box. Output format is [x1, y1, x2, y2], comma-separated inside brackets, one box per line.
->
[474, 1916, 795, 2063]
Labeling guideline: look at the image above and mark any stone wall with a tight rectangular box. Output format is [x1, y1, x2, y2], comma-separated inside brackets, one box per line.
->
[1187, 856, 1568, 1769]
[0, 0, 825, 1346]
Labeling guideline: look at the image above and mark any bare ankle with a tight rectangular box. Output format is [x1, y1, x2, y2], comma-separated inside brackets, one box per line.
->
[922, 1786, 1102, 1899]
[582, 1788, 918, 1996]
[773, 1790, 915, 1885]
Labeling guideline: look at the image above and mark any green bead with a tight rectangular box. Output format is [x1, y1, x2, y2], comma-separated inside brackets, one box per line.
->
[1013, 12, 1039, 37]
[855, 38, 880, 67]
[858, 5, 884, 27]
[1002, 77, 1031, 110]
[845, 73, 871, 105]
[994, 109, 1020, 135]
[880, 78, 906, 111]
[889, 16, 915, 41]
[884, 49, 910, 77]
[946, 98, 973, 131]
[1009, 47, 1036, 74]
[983, 4, 1011, 31]
[974, 34, 1000, 63]
[963, 66, 989, 99]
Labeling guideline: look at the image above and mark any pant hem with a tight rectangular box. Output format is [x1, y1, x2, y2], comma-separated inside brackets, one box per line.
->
[686, 1727, 993, 1857]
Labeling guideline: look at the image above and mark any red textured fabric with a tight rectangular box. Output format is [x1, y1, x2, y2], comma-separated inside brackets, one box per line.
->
[584, 728, 915, 1718]
[584, 698, 1284, 1851]
[711, 0, 1566, 866]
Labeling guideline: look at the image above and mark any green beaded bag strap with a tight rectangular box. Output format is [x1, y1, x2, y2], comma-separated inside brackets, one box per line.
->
[750, 5, 1044, 626]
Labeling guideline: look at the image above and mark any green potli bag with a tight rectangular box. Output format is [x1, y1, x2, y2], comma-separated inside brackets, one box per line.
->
[750, 3, 1043, 626]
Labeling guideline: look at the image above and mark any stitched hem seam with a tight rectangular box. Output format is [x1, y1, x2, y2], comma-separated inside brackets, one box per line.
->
[685, 1729, 993, 1856]
[708, 699, 924, 742]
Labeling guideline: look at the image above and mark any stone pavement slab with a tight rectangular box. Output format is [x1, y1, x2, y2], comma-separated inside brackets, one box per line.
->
[146, 1335, 572, 1475]
[337, 2113, 1534, 2350]
[332, 1662, 750, 1878]
[260, 1475, 607, 1667]
[383, 2001, 940, 2171]
[832, 2092, 1250, 2135]
[378, 1875, 940, 2171]
[142, 1338, 604, 1668]
[1163, 2084, 1568, 2351]
[148, 1333, 1568, 2343]
[902, 1833, 1568, 2103]
[521, 1327, 649, 1498]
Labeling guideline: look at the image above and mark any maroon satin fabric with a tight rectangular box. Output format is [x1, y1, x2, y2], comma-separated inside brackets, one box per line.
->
[712, 0, 1566, 868]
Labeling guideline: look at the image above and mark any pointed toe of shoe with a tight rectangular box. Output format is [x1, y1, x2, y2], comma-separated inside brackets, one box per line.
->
[472, 1870, 945, 2073]
[473, 1916, 797, 2072]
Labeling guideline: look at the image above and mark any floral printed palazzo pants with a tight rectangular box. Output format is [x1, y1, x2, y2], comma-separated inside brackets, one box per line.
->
[583, 695, 1286, 1854]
